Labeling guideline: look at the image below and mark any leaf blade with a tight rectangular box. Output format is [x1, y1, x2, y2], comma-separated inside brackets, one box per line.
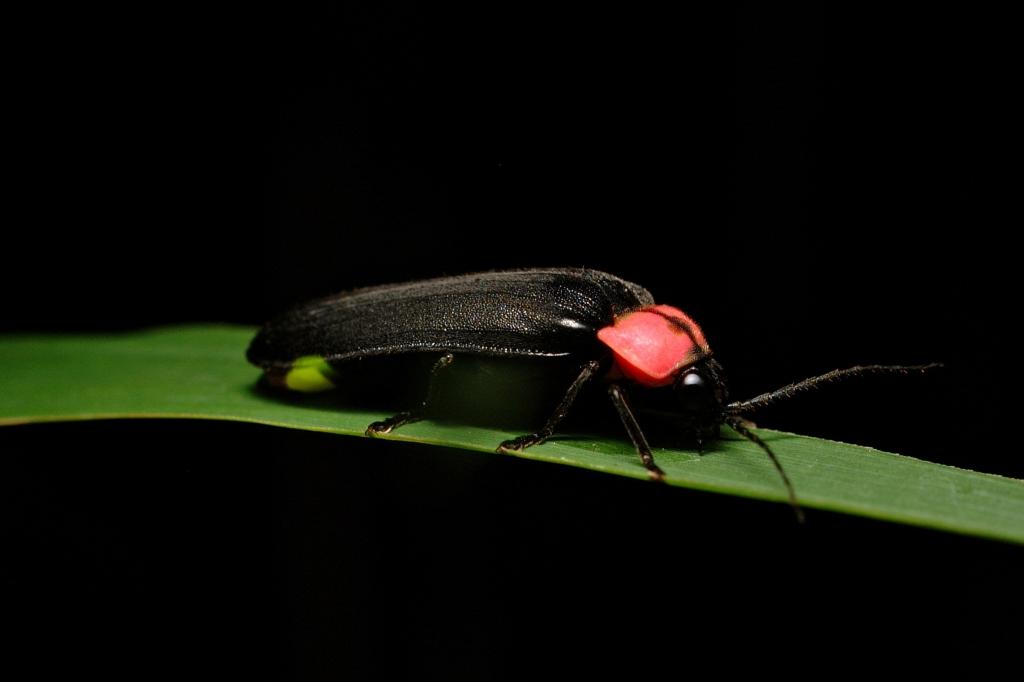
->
[2, 324, 1022, 544]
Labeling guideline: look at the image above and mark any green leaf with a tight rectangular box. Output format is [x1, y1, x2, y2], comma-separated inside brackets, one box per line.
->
[2, 325, 1022, 543]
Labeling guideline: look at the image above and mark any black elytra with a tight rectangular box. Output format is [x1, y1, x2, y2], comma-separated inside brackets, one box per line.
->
[247, 268, 940, 520]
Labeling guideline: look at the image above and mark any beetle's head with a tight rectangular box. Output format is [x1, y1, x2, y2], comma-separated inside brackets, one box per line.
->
[673, 356, 728, 427]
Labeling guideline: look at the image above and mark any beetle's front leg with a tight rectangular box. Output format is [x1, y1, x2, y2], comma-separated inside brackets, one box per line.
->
[607, 383, 665, 481]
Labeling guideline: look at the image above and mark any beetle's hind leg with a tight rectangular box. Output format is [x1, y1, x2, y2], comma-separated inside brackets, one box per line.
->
[497, 360, 601, 453]
[365, 353, 455, 436]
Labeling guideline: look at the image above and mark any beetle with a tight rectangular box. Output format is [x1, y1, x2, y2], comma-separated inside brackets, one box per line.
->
[247, 268, 939, 518]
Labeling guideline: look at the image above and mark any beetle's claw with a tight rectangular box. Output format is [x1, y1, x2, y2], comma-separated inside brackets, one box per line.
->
[365, 421, 393, 437]
[496, 439, 523, 453]
[497, 434, 543, 453]
[647, 465, 667, 482]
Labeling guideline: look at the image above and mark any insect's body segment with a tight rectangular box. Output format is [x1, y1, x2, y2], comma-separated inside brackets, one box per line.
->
[247, 269, 652, 366]
[265, 355, 338, 392]
[597, 305, 710, 387]
[249, 268, 939, 519]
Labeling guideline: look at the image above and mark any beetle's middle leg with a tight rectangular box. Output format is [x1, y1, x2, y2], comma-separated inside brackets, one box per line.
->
[365, 353, 455, 435]
[497, 360, 601, 453]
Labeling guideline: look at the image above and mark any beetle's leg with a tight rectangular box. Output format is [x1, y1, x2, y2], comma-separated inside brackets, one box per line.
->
[365, 353, 455, 435]
[497, 360, 601, 453]
[607, 383, 665, 481]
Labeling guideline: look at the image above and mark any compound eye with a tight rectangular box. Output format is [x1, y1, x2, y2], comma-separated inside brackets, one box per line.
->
[681, 372, 705, 388]
[677, 370, 712, 412]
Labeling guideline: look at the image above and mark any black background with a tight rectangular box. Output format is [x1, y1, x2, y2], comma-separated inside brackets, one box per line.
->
[3, 3, 1018, 680]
